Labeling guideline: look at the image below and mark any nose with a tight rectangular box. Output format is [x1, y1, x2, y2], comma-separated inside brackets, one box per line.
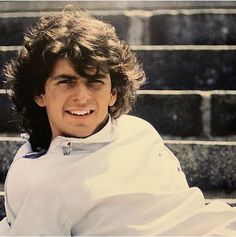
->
[71, 80, 91, 103]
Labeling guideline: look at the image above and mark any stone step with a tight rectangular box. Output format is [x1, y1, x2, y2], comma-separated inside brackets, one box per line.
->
[1, 9, 236, 45]
[0, 192, 4, 220]
[1, 1, 236, 12]
[133, 46, 236, 90]
[0, 138, 236, 193]
[0, 12, 130, 46]
[0, 93, 19, 133]
[0, 138, 24, 183]
[1, 90, 236, 138]
[149, 9, 236, 45]
[0, 48, 17, 88]
[1, 46, 236, 90]
[167, 140, 236, 191]
[133, 90, 236, 138]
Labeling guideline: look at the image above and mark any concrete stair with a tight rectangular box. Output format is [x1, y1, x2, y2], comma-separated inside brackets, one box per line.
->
[0, 1, 236, 204]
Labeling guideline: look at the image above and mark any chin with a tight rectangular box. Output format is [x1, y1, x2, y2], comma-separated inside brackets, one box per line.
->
[67, 130, 94, 138]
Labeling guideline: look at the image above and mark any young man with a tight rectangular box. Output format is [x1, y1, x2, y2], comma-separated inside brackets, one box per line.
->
[0, 5, 235, 236]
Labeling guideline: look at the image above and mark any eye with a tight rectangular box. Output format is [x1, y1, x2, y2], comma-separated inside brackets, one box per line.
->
[93, 79, 104, 84]
[87, 79, 104, 86]
[57, 78, 76, 85]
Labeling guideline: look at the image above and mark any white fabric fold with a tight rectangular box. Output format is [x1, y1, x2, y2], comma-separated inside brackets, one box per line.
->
[0, 115, 235, 236]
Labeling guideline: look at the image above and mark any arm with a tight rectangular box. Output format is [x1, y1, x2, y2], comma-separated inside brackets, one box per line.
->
[0, 142, 32, 235]
[8, 182, 71, 236]
[0, 217, 10, 235]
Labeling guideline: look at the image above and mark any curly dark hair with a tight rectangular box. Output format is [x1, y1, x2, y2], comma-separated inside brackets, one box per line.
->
[4, 5, 145, 151]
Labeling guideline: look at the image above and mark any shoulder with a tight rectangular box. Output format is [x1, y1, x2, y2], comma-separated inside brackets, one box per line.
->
[115, 115, 162, 142]
[116, 115, 153, 128]
[116, 115, 158, 132]
[13, 141, 32, 161]
[13, 142, 46, 161]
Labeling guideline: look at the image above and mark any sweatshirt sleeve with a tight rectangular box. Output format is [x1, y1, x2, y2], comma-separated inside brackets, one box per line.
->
[13, 141, 32, 161]
[8, 182, 72, 236]
[150, 142, 190, 192]
[0, 142, 33, 236]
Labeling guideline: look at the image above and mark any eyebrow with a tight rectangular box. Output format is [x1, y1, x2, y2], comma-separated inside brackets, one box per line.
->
[50, 74, 77, 81]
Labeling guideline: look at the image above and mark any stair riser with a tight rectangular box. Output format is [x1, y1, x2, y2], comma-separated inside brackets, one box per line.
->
[150, 12, 236, 45]
[2, 11, 236, 45]
[1, 93, 236, 138]
[2, 50, 236, 90]
[0, 14, 129, 46]
[168, 142, 236, 190]
[135, 50, 236, 90]
[131, 94, 203, 137]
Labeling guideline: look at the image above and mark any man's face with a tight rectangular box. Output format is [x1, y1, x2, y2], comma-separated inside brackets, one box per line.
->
[35, 58, 117, 139]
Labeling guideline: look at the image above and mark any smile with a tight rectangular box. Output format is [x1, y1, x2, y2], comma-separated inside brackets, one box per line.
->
[67, 110, 94, 116]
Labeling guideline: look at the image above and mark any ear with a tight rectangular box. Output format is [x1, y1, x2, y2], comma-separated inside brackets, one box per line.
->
[34, 94, 46, 107]
[109, 88, 117, 107]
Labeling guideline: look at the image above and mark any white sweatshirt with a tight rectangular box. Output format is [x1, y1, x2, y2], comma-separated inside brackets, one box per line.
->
[0, 115, 235, 236]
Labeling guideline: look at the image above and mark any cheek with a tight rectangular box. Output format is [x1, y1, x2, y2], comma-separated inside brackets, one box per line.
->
[44, 95, 63, 115]
[45, 87, 66, 105]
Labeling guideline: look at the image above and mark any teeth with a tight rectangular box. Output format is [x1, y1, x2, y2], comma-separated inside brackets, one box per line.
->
[69, 110, 91, 116]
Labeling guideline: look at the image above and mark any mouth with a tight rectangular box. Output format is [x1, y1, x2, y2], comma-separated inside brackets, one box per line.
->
[67, 110, 94, 117]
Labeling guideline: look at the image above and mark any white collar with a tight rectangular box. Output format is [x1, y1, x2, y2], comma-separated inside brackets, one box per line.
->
[47, 115, 118, 155]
